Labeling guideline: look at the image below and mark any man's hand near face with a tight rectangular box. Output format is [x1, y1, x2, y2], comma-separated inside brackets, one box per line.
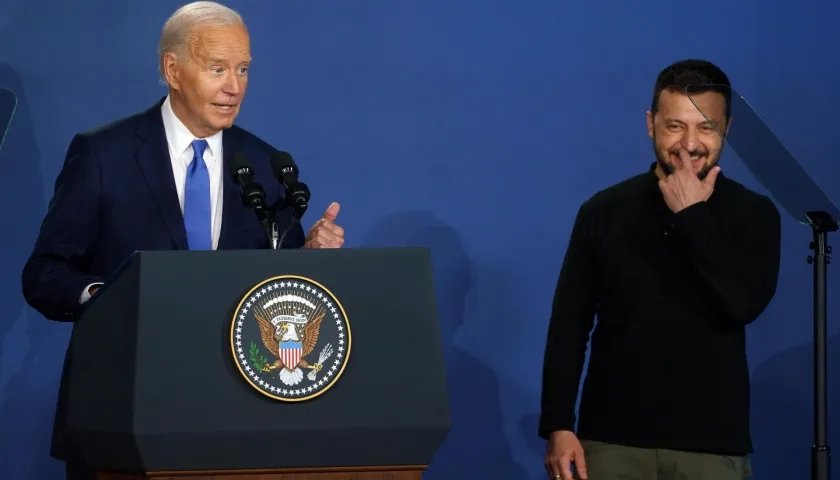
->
[658, 149, 721, 213]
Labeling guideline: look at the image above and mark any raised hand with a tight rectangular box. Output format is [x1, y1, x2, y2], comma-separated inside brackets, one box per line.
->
[658, 149, 721, 213]
[303, 202, 345, 249]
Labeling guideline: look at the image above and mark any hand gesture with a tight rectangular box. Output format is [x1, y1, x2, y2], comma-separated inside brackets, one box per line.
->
[303, 202, 345, 249]
[658, 149, 721, 213]
[545, 430, 588, 480]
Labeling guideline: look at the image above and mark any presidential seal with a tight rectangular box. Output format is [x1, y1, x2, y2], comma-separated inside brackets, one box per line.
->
[230, 275, 351, 402]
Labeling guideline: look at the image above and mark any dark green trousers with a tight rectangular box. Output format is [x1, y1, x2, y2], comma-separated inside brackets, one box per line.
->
[576, 440, 752, 480]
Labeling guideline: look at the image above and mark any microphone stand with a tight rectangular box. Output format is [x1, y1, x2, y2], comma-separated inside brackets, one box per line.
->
[249, 204, 278, 250]
[233, 171, 278, 249]
[806, 210, 836, 480]
[277, 215, 298, 250]
[267, 187, 308, 250]
[267, 214, 281, 250]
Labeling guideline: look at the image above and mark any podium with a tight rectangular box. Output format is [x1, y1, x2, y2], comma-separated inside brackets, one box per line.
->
[62, 248, 451, 479]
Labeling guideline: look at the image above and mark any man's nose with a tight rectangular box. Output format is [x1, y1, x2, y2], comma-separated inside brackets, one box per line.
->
[223, 73, 241, 95]
[681, 129, 700, 152]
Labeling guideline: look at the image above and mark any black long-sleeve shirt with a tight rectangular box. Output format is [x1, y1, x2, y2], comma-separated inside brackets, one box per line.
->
[539, 164, 782, 456]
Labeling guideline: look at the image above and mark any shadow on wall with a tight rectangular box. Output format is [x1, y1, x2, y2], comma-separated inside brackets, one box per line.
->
[0, 63, 67, 480]
[518, 412, 546, 475]
[361, 211, 526, 479]
[750, 333, 840, 480]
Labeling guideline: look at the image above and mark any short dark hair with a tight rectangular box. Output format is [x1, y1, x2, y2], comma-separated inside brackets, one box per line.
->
[650, 59, 731, 118]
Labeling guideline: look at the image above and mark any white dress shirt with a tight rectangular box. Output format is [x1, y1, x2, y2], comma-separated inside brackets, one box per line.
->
[160, 95, 224, 248]
[79, 96, 224, 303]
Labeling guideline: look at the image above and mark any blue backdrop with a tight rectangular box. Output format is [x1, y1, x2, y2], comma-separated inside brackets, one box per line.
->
[1, 1, 839, 479]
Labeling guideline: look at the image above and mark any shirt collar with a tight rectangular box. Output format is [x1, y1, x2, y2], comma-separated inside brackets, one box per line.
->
[161, 96, 223, 162]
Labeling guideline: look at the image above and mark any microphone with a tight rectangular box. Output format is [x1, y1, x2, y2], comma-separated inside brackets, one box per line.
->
[269, 150, 310, 220]
[268, 150, 311, 250]
[229, 152, 280, 248]
[229, 152, 269, 225]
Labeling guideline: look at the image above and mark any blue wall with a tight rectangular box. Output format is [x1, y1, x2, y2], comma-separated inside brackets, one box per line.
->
[1, 0, 839, 478]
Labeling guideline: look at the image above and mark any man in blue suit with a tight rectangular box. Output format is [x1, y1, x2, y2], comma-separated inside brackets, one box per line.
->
[20, 2, 345, 478]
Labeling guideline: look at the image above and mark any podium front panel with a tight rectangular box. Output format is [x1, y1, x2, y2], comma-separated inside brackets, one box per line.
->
[67, 248, 451, 473]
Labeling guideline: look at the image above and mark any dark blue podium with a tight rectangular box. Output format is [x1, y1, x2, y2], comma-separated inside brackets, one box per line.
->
[59, 248, 451, 480]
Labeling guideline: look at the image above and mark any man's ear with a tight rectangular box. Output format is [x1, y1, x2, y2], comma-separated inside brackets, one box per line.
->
[646, 110, 654, 139]
[162, 53, 181, 90]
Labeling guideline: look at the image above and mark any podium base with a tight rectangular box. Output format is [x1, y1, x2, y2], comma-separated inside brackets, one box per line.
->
[94, 466, 425, 480]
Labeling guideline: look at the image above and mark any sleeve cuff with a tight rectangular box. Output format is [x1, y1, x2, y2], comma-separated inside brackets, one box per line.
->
[538, 416, 576, 440]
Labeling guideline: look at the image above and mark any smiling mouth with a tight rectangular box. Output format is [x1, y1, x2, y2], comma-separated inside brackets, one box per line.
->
[212, 103, 236, 111]
[671, 152, 705, 163]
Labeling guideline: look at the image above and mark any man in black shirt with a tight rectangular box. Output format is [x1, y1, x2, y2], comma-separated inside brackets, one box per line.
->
[539, 59, 781, 480]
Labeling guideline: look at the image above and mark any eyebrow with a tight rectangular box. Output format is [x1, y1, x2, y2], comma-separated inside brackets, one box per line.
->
[207, 57, 252, 65]
[663, 118, 719, 127]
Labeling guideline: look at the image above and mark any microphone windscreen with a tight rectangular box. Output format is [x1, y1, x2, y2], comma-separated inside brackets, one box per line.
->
[229, 152, 252, 176]
[269, 150, 297, 176]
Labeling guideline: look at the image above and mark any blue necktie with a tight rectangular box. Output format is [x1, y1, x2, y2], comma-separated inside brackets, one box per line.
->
[183, 139, 211, 250]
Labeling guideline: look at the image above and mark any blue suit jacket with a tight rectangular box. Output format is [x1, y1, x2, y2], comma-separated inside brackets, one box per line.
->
[21, 98, 306, 463]
[22, 98, 305, 323]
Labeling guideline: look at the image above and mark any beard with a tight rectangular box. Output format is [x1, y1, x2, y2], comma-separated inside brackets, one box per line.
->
[653, 138, 721, 181]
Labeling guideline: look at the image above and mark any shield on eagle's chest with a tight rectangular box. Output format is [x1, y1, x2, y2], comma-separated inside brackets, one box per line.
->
[279, 341, 302, 369]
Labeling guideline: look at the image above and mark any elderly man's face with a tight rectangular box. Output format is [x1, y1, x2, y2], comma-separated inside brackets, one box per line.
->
[165, 23, 250, 138]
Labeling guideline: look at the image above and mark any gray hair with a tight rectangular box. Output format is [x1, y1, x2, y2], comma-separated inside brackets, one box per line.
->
[157, 1, 245, 84]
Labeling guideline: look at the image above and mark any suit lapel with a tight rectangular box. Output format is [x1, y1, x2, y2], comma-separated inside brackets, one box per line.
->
[218, 127, 241, 249]
[133, 98, 189, 250]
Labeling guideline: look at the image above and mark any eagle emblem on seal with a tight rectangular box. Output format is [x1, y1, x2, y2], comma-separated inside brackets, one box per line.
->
[256, 311, 329, 386]
[230, 275, 351, 402]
